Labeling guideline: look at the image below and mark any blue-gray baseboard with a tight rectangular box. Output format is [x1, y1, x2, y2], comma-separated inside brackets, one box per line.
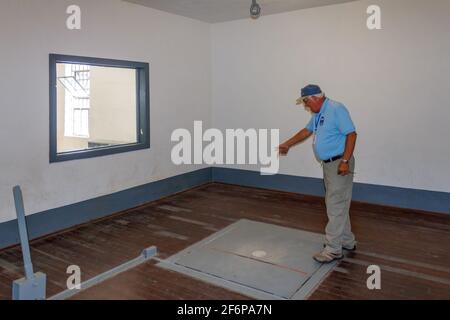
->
[0, 168, 212, 250]
[1, 167, 448, 250]
[212, 168, 450, 215]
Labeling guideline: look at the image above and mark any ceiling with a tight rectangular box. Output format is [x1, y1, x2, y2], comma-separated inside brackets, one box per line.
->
[123, 0, 359, 23]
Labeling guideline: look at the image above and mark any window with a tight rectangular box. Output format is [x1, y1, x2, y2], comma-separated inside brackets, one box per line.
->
[49, 54, 150, 162]
[60, 64, 91, 138]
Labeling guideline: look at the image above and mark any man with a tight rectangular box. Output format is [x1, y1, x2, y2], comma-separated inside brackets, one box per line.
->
[278, 84, 357, 263]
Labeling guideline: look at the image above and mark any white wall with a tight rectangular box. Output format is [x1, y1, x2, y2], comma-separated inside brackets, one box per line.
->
[211, 0, 450, 193]
[0, 0, 211, 223]
[1, 0, 449, 225]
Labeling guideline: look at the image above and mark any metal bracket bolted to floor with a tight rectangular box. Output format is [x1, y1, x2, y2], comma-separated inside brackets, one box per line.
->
[48, 246, 158, 300]
[12, 186, 47, 300]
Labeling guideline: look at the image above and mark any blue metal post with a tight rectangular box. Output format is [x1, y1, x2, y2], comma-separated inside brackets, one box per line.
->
[13, 186, 34, 279]
[12, 186, 46, 300]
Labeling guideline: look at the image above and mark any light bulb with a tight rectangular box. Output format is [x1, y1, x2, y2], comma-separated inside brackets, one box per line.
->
[250, 1, 261, 19]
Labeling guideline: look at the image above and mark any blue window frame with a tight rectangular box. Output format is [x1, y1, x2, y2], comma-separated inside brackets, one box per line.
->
[49, 54, 150, 163]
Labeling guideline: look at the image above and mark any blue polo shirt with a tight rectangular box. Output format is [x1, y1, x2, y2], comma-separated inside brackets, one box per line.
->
[305, 98, 356, 161]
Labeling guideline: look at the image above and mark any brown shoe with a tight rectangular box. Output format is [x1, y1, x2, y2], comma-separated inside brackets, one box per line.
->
[313, 250, 343, 263]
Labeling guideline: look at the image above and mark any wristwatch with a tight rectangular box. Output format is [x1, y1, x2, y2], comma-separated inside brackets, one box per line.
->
[341, 159, 349, 164]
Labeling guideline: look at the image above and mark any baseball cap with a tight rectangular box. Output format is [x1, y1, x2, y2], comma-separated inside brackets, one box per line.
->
[296, 84, 322, 105]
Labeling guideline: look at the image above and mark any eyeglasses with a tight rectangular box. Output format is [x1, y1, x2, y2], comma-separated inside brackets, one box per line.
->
[296, 96, 311, 105]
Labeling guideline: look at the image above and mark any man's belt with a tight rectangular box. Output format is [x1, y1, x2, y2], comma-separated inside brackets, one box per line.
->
[323, 155, 343, 163]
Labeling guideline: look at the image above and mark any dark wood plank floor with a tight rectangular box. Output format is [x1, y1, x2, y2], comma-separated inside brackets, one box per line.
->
[0, 183, 449, 300]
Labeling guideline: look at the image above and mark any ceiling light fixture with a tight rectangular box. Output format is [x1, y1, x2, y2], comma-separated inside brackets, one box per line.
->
[250, 0, 261, 19]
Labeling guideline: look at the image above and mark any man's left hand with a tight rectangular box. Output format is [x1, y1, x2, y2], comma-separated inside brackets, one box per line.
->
[338, 161, 350, 176]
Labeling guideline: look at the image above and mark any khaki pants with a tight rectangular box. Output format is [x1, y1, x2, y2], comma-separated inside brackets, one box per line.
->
[322, 156, 356, 254]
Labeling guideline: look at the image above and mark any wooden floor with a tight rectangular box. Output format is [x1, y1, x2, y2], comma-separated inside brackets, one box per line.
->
[0, 183, 449, 300]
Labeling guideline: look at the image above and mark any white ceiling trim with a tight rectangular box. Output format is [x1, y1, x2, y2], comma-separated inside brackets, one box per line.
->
[123, 0, 359, 23]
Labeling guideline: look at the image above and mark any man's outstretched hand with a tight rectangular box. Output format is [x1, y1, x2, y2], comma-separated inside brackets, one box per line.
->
[277, 144, 290, 156]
